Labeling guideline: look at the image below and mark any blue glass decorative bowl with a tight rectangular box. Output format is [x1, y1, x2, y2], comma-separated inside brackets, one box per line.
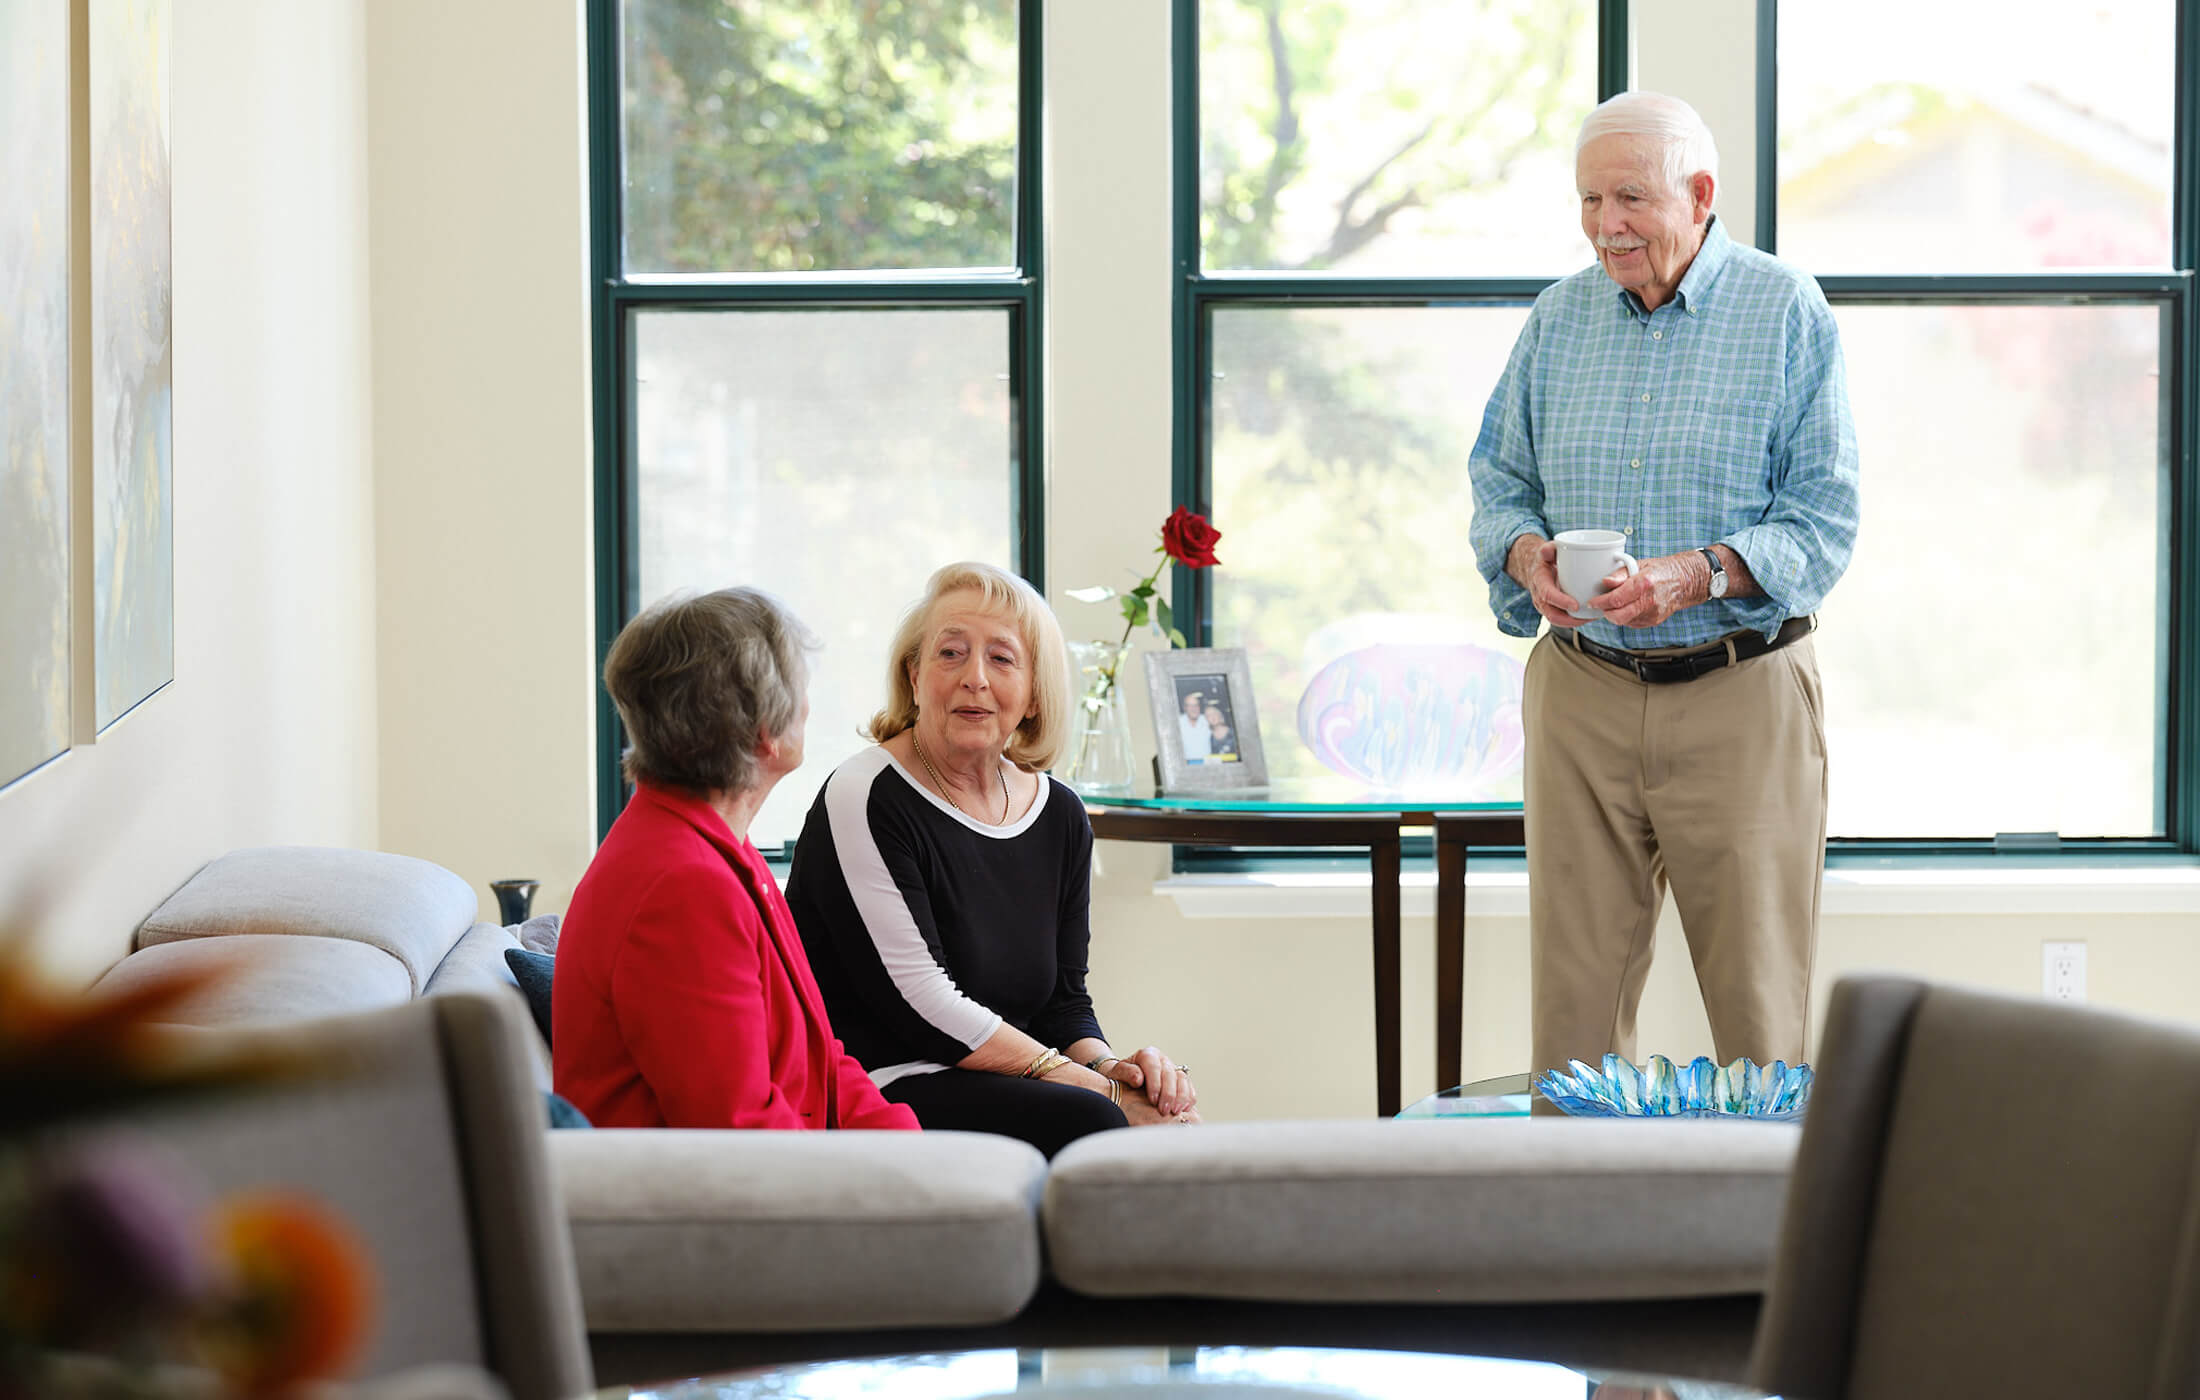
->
[1533, 1053, 1813, 1122]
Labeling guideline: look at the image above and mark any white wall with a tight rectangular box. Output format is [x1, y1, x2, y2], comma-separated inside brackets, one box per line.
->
[0, 0, 380, 988]
[363, 0, 598, 919]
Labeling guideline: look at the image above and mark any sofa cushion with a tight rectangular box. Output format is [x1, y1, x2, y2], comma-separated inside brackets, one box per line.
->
[550, 1129, 1046, 1332]
[503, 949, 555, 1047]
[137, 846, 478, 995]
[1045, 1118, 1799, 1304]
[94, 935, 413, 1027]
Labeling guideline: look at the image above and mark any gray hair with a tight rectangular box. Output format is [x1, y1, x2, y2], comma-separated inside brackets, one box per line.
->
[1577, 91, 1719, 200]
[604, 586, 817, 798]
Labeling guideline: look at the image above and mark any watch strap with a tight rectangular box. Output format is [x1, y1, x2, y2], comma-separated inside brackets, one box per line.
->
[1699, 547, 1726, 595]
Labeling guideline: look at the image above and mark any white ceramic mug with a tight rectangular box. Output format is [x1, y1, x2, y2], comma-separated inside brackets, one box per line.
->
[1553, 529, 1639, 620]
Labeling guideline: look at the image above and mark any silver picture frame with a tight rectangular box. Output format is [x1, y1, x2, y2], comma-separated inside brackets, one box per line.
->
[1143, 646, 1268, 792]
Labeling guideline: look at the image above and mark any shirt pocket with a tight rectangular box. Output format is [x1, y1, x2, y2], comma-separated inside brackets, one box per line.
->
[1679, 392, 1778, 496]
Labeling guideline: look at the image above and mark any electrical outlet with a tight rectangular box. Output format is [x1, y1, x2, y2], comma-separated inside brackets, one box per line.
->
[2043, 941, 2087, 1002]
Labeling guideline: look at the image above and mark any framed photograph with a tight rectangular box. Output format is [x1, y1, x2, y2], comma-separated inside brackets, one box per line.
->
[1143, 646, 1268, 792]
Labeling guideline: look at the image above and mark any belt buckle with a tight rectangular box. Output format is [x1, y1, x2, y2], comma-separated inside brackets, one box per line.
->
[1630, 655, 1655, 683]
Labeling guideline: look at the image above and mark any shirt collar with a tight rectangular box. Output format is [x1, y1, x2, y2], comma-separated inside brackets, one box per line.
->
[1613, 213, 1733, 319]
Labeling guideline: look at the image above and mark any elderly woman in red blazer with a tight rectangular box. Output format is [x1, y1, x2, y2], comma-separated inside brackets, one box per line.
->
[553, 587, 918, 1132]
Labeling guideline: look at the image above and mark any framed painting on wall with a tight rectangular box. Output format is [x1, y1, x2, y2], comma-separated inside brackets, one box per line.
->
[90, 0, 173, 732]
[0, 2, 74, 789]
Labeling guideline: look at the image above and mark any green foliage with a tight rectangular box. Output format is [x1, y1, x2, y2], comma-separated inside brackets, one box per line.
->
[1199, 0, 1588, 270]
[622, 0, 1018, 273]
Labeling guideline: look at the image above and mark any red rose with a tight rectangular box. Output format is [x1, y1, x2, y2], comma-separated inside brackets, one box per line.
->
[1159, 507, 1222, 568]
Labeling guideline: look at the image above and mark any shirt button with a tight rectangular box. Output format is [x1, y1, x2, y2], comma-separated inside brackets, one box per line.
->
[1640, 393, 1651, 403]
[1653, 331, 1663, 340]
[1630, 458, 1642, 469]
[1623, 526, 1634, 535]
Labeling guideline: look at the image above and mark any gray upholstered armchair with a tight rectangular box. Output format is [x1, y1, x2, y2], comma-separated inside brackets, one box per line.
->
[114, 992, 593, 1400]
[1752, 976, 2200, 1399]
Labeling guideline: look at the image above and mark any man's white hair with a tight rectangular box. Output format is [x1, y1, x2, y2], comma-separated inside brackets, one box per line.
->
[1576, 91, 1718, 200]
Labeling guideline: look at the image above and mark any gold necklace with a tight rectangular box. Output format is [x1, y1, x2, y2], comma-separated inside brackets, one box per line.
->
[911, 731, 1008, 823]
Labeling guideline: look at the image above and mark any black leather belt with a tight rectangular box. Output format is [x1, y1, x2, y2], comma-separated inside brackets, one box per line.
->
[1568, 615, 1815, 685]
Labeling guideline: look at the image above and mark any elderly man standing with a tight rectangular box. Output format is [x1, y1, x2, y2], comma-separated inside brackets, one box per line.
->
[1468, 91, 1859, 1078]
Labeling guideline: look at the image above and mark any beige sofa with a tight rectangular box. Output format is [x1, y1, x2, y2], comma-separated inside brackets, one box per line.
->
[93, 846, 1797, 1387]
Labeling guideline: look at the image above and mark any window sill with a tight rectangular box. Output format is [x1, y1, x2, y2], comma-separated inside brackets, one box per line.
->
[1152, 860, 2200, 919]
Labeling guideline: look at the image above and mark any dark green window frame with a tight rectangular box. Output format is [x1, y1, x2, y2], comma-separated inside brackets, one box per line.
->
[584, 0, 1047, 842]
[1173, 0, 2200, 865]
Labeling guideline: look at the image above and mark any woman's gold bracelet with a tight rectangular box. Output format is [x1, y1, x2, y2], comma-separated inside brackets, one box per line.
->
[1105, 1077, 1123, 1106]
[1085, 1053, 1122, 1073]
[1022, 1048, 1071, 1079]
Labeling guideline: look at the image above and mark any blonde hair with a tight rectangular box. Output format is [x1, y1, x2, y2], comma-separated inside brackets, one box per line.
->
[1577, 91, 1719, 201]
[869, 562, 1072, 771]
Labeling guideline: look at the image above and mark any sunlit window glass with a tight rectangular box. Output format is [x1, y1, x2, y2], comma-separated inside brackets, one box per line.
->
[1777, 0, 2175, 274]
[1199, 0, 1597, 275]
[1818, 302, 2165, 837]
[1208, 305, 1534, 795]
[620, 0, 1019, 275]
[633, 308, 1015, 845]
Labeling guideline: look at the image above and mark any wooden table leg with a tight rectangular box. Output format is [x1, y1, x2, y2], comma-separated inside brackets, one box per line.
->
[1370, 832, 1402, 1117]
[1435, 828, 1467, 1093]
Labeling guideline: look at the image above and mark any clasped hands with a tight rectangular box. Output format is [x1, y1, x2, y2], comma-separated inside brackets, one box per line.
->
[1075, 1045, 1200, 1125]
[1512, 536, 1704, 630]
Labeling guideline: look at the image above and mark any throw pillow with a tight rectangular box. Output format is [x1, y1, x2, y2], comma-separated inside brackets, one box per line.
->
[513, 913, 561, 955]
[544, 1090, 592, 1130]
[504, 947, 555, 1048]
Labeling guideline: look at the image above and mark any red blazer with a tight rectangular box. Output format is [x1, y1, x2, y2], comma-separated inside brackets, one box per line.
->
[552, 782, 918, 1132]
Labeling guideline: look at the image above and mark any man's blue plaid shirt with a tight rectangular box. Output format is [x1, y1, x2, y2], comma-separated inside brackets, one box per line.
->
[1468, 216, 1860, 649]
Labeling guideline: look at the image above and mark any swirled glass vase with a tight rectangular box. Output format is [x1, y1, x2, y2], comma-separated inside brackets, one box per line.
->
[1060, 640, 1136, 795]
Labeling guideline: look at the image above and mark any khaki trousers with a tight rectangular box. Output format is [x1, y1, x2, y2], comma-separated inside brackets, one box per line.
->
[1524, 628, 1827, 1078]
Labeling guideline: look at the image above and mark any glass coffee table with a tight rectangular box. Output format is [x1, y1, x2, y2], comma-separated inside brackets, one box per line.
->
[607, 1345, 1765, 1399]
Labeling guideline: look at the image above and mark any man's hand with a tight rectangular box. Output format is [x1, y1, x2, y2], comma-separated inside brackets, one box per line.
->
[1508, 535, 1590, 630]
[1594, 550, 1710, 627]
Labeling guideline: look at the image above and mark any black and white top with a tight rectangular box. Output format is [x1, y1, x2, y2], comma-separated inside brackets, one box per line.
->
[784, 744, 1104, 1087]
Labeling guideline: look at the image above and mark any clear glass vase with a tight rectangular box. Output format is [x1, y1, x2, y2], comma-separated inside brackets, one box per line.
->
[1061, 640, 1137, 795]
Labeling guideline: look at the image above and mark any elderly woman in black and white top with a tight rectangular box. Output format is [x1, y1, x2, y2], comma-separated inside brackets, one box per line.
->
[786, 561, 1198, 1158]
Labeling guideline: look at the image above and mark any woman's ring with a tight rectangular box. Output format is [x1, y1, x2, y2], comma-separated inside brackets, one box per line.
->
[1176, 1065, 1191, 1076]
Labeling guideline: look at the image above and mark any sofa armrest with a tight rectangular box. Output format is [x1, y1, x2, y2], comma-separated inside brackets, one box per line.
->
[547, 1129, 1046, 1333]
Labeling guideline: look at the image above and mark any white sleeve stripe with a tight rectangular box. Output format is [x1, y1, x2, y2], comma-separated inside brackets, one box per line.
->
[822, 753, 1003, 1051]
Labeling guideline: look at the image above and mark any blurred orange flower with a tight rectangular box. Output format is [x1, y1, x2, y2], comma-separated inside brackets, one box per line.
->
[0, 929, 274, 1138]
[198, 1192, 377, 1398]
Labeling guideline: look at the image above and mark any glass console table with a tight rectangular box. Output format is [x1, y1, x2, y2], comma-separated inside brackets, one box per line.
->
[1396, 1071, 1539, 1118]
[1084, 785, 1524, 1117]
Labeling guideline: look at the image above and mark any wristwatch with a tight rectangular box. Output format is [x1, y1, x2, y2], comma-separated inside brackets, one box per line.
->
[1699, 547, 1729, 599]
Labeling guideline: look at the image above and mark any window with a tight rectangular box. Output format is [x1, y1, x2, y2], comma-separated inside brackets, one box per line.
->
[1768, 0, 2192, 845]
[1180, 0, 1625, 798]
[589, 0, 1043, 847]
[1178, 0, 2200, 853]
